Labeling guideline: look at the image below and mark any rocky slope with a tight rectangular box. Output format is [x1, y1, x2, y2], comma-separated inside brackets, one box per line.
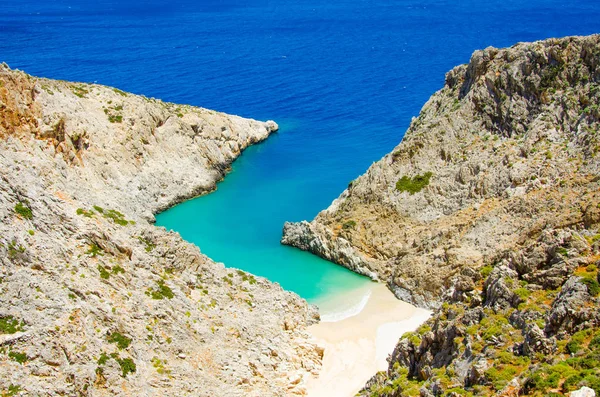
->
[282, 35, 600, 395]
[0, 64, 321, 396]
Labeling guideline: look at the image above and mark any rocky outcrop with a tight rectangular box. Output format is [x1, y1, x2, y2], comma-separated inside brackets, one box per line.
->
[0, 65, 321, 396]
[282, 35, 600, 395]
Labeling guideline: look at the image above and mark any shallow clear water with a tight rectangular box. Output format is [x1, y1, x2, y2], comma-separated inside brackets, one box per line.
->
[2, 0, 599, 308]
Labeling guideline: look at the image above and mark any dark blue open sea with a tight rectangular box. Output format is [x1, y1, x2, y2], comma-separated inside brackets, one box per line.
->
[2, 1, 599, 312]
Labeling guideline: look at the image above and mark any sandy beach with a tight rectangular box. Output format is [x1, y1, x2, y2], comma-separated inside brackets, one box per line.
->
[305, 283, 431, 397]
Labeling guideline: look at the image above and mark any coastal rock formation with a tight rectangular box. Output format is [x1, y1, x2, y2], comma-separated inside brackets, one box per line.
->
[283, 35, 600, 395]
[0, 64, 321, 396]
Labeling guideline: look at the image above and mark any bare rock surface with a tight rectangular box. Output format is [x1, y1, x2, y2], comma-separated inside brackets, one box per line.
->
[0, 64, 321, 396]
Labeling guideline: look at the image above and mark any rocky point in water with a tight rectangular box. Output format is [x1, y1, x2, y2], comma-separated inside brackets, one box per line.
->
[283, 35, 600, 396]
[0, 64, 323, 396]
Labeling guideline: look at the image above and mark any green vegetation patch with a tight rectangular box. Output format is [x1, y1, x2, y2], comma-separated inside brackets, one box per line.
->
[76, 206, 133, 226]
[97, 264, 110, 279]
[104, 104, 124, 123]
[14, 201, 33, 219]
[396, 172, 433, 194]
[138, 236, 156, 252]
[8, 350, 28, 364]
[236, 269, 257, 284]
[581, 276, 600, 297]
[76, 208, 94, 217]
[116, 357, 136, 377]
[0, 316, 24, 334]
[342, 220, 357, 230]
[70, 84, 89, 98]
[87, 243, 104, 258]
[113, 88, 127, 96]
[107, 332, 132, 349]
[112, 265, 125, 275]
[152, 356, 171, 375]
[146, 279, 174, 300]
[2, 384, 22, 397]
[97, 352, 110, 365]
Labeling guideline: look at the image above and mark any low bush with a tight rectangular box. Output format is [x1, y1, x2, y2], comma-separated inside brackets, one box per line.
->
[396, 172, 433, 194]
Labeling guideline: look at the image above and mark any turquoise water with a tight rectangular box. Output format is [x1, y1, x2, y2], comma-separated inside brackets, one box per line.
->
[155, 120, 373, 305]
[2, 0, 599, 307]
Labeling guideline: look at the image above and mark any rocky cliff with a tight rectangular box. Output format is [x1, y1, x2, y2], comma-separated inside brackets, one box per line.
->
[282, 35, 600, 395]
[0, 64, 321, 396]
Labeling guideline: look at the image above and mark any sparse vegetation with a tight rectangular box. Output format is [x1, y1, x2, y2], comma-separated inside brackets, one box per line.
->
[152, 356, 171, 375]
[76, 206, 133, 225]
[342, 220, 357, 230]
[98, 264, 110, 279]
[138, 236, 156, 252]
[8, 350, 28, 364]
[112, 264, 125, 275]
[236, 269, 257, 284]
[70, 84, 89, 98]
[14, 201, 32, 219]
[107, 332, 132, 349]
[87, 243, 104, 258]
[146, 279, 174, 300]
[108, 355, 136, 377]
[395, 172, 433, 194]
[0, 316, 24, 334]
[2, 384, 22, 397]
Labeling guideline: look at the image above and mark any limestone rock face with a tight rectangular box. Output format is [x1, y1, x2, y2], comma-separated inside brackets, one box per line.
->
[281, 35, 600, 396]
[0, 65, 321, 396]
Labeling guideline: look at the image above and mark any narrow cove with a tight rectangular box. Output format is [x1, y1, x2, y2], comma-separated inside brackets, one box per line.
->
[155, 120, 390, 319]
[155, 120, 430, 396]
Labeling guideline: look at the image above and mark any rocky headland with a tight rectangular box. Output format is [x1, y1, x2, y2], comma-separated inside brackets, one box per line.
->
[0, 64, 322, 396]
[283, 35, 600, 395]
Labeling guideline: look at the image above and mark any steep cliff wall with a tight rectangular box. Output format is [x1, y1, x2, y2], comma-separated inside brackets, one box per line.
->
[283, 35, 600, 395]
[0, 64, 321, 396]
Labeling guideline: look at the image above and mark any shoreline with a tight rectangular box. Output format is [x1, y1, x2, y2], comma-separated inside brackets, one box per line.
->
[305, 283, 431, 397]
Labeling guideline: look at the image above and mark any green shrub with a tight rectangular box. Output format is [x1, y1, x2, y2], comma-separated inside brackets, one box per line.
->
[112, 265, 125, 275]
[146, 280, 174, 300]
[581, 277, 600, 296]
[71, 85, 89, 98]
[103, 209, 128, 226]
[76, 208, 94, 217]
[87, 243, 104, 257]
[97, 352, 110, 365]
[107, 332, 132, 349]
[116, 357, 136, 377]
[8, 351, 28, 364]
[396, 172, 433, 194]
[0, 316, 23, 334]
[108, 114, 122, 123]
[3, 384, 22, 397]
[97, 265, 110, 279]
[480, 265, 494, 278]
[514, 287, 532, 300]
[342, 220, 356, 230]
[14, 202, 32, 219]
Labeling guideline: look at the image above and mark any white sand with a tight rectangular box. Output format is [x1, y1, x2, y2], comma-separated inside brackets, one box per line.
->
[305, 283, 431, 397]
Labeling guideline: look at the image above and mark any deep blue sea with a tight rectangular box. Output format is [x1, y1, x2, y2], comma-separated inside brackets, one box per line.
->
[2, 1, 598, 311]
